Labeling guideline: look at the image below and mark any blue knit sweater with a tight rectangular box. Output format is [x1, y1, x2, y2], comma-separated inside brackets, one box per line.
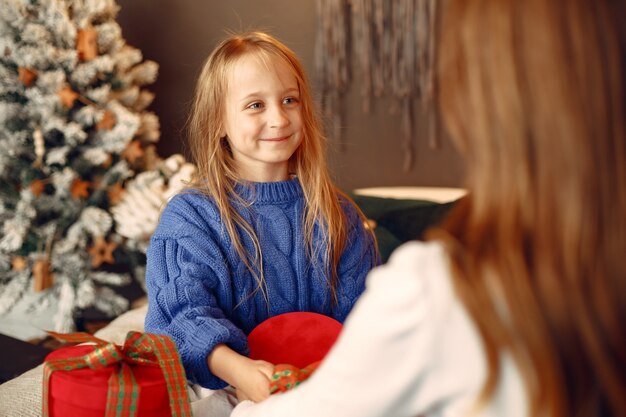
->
[144, 178, 377, 389]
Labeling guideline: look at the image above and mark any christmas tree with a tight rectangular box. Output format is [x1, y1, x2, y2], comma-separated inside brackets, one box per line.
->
[0, 0, 172, 333]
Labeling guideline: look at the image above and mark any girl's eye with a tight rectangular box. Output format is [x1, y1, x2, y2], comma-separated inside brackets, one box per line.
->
[283, 97, 300, 106]
[247, 102, 263, 110]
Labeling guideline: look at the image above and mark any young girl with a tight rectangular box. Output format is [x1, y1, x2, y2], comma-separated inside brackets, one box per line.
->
[232, 1, 626, 416]
[144, 31, 378, 403]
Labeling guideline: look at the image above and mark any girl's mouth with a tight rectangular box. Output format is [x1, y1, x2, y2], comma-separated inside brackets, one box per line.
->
[260, 134, 291, 142]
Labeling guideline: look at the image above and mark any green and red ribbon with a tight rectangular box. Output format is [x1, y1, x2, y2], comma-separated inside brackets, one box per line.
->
[269, 361, 320, 394]
[42, 331, 193, 417]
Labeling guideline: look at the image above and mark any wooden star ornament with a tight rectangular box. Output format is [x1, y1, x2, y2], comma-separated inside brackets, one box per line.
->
[58, 85, 79, 108]
[18, 67, 37, 87]
[30, 179, 46, 197]
[70, 178, 91, 199]
[88, 236, 117, 268]
[121, 140, 145, 164]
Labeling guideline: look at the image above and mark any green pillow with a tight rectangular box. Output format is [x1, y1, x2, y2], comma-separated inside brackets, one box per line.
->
[349, 193, 459, 262]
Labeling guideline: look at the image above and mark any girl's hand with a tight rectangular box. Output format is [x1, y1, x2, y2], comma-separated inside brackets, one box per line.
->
[233, 359, 274, 402]
[208, 344, 274, 402]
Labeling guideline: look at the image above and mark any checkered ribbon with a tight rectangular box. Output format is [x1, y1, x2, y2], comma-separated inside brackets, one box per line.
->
[42, 331, 193, 417]
[269, 361, 320, 394]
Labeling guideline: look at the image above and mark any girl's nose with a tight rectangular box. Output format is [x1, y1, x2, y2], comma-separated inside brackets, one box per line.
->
[269, 105, 290, 128]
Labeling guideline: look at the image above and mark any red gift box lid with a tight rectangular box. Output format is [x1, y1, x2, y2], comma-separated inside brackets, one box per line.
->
[45, 345, 171, 417]
[247, 312, 343, 368]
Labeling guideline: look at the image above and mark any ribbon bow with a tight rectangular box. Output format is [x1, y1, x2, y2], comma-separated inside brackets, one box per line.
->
[42, 331, 192, 417]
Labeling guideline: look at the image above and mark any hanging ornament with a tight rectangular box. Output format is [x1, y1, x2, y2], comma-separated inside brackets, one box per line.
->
[18, 67, 38, 86]
[32, 128, 45, 168]
[121, 140, 144, 164]
[11, 256, 27, 272]
[76, 26, 98, 61]
[33, 259, 54, 292]
[70, 178, 91, 199]
[58, 85, 80, 108]
[30, 179, 46, 196]
[96, 109, 117, 130]
[87, 236, 117, 268]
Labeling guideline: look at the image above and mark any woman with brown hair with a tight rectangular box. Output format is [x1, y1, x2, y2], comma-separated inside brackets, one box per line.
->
[231, 0, 626, 416]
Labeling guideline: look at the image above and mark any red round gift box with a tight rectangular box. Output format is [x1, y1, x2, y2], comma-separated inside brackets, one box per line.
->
[248, 311, 343, 368]
[45, 344, 172, 417]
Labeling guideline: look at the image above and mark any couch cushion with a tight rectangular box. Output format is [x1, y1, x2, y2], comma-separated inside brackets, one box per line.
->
[350, 193, 460, 262]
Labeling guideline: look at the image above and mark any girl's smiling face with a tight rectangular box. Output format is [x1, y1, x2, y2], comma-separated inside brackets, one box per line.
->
[222, 52, 303, 182]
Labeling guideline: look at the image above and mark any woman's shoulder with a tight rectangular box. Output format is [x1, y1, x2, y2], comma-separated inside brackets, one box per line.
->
[365, 240, 453, 306]
[386, 240, 447, 269]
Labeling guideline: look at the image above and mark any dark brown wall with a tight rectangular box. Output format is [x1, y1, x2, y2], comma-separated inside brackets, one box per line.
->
[117, 0, 465, 190]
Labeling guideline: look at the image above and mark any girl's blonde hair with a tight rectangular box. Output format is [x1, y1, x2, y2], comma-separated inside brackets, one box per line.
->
[187, 31, 375, 306]
[435, 0, 626, 416]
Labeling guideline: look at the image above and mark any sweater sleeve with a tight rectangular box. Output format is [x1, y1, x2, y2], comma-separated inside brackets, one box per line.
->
[332, 199, 381, 323]
[144, 196, 248, 389]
